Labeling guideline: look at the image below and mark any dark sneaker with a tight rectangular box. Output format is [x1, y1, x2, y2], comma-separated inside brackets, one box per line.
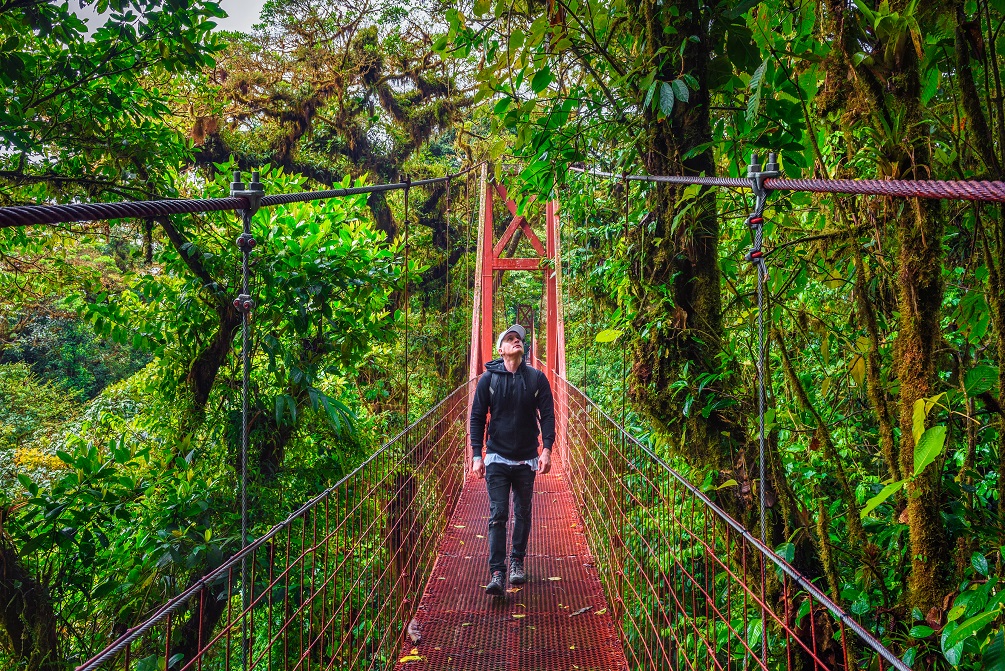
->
[485, 570, 505, 596]
[509, 560, 526, 585]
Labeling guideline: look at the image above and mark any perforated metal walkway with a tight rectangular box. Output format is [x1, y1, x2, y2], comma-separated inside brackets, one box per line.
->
[394, 456, 629, 670]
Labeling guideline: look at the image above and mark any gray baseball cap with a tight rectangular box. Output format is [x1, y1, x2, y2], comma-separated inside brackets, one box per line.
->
[496, 324, 527, 350]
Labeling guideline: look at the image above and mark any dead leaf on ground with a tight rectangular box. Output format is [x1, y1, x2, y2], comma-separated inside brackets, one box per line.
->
[407, 619, 421, 644]
[570, 606, 593, 617]
[506, 587, 522, 593]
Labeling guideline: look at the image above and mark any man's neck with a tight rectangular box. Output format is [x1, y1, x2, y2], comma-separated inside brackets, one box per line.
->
[502, 353, 522, 373]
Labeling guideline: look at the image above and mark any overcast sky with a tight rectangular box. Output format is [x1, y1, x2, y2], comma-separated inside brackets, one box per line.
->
[214, 0, 268, 33]
[74, 0, 269, 34]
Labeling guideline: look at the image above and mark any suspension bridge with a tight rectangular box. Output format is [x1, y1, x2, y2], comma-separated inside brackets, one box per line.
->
[7, 158, 1003, 671]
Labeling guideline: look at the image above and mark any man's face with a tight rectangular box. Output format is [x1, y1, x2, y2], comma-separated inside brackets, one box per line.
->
[499, 331, 524, 356]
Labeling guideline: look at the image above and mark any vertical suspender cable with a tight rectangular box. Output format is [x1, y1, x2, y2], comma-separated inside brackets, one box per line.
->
[230, 169, 262, 671]
[446, 177, 451, 313]
[446, 177, 452, 382]
[403, 177, 411, 430]
[465, 176, 470, 320]
[745, 152, 778, 666]
[240, 209, 250, 671]
[583, 170, 589, 388]
[621, 173, 629, 432]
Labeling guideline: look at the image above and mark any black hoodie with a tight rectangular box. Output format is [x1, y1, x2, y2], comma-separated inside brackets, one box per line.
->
[469, 358, 555, 461]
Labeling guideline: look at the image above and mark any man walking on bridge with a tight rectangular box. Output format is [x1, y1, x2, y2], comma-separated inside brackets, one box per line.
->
[470, 324, 556, 597]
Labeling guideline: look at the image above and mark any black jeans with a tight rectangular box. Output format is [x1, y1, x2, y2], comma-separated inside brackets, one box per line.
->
[485, 462, 536, 574]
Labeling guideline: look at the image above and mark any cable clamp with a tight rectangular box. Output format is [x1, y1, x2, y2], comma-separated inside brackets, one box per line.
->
[231, 170, 265, 218]
[233, 294, 255, 313]
[236, 232, 256, 250]
[746, 152, 780, 203]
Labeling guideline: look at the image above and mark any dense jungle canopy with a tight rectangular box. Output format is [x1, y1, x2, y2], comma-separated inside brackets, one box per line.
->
[4, 0, 1005, 669]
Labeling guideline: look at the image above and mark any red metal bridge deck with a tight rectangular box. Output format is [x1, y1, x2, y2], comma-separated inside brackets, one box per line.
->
[395, 454, 628, 671]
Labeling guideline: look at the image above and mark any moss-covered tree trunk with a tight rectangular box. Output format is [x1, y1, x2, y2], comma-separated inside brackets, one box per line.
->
[823, 0, 950, 614]
[888, 18, 950, 616]
[630, 0, 736, 477]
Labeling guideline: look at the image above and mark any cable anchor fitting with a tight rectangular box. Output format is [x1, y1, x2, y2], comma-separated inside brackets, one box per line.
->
[234, 294, 255, 313]
[745, 152, 780, 265]
[231, 170, 265, 219]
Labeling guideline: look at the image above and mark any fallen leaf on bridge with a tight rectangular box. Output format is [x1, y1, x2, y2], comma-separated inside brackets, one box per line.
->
[506, 587, 522, 593]
[512, 614, 526, 618]
[398, 647, 424, 663]
[570, 606, 593, 617]
[595, 608, 608, 615]
[548, 576, 562, 581]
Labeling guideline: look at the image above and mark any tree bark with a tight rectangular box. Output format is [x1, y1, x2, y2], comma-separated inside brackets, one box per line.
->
[0, 540, 61, 671]
[630, 0, 733, 470]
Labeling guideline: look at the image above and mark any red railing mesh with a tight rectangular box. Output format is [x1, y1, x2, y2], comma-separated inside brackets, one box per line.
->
[78, 383, 471, 671]
[555, 378, 908, 671]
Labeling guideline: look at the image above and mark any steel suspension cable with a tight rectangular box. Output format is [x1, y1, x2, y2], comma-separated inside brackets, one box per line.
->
[0, 164, 484, 229]
[570, 164, 1005, 202]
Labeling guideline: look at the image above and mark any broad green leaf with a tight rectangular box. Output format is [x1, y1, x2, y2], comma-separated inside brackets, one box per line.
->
[974, 552, 990, 577]
[942, 621, 965, 665]
[746, 58, 768, 123]
[921, 68, 939, 105]
[643, 81, 657, 109]
[860, 480, 903, 518]
[725, 24, 759, 72]
[909, 625, 934, 638]
[595, 329, 623, 343]
[671, 79, 689, 104]
[659, 82, 675, 116]
[985, 629, 1005, 671]
[473, 0, 490, 15]
[849, 355, 865, 387]
[716, 479, 738, 490]
[965, 365, 999, 397]
[531, 67, 553, 94]
[914, 425, 947, 476]
[912, 392, 944, 444]
[944, 607, 1001, 650]
[912, 398, 926, 444]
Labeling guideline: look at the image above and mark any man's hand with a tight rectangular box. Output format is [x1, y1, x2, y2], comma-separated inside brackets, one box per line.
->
[539, 448, 552, 475]
[472, 458, 485, 479]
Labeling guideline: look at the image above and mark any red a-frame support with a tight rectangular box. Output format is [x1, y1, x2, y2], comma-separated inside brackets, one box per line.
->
[468, 165, 566, 388]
